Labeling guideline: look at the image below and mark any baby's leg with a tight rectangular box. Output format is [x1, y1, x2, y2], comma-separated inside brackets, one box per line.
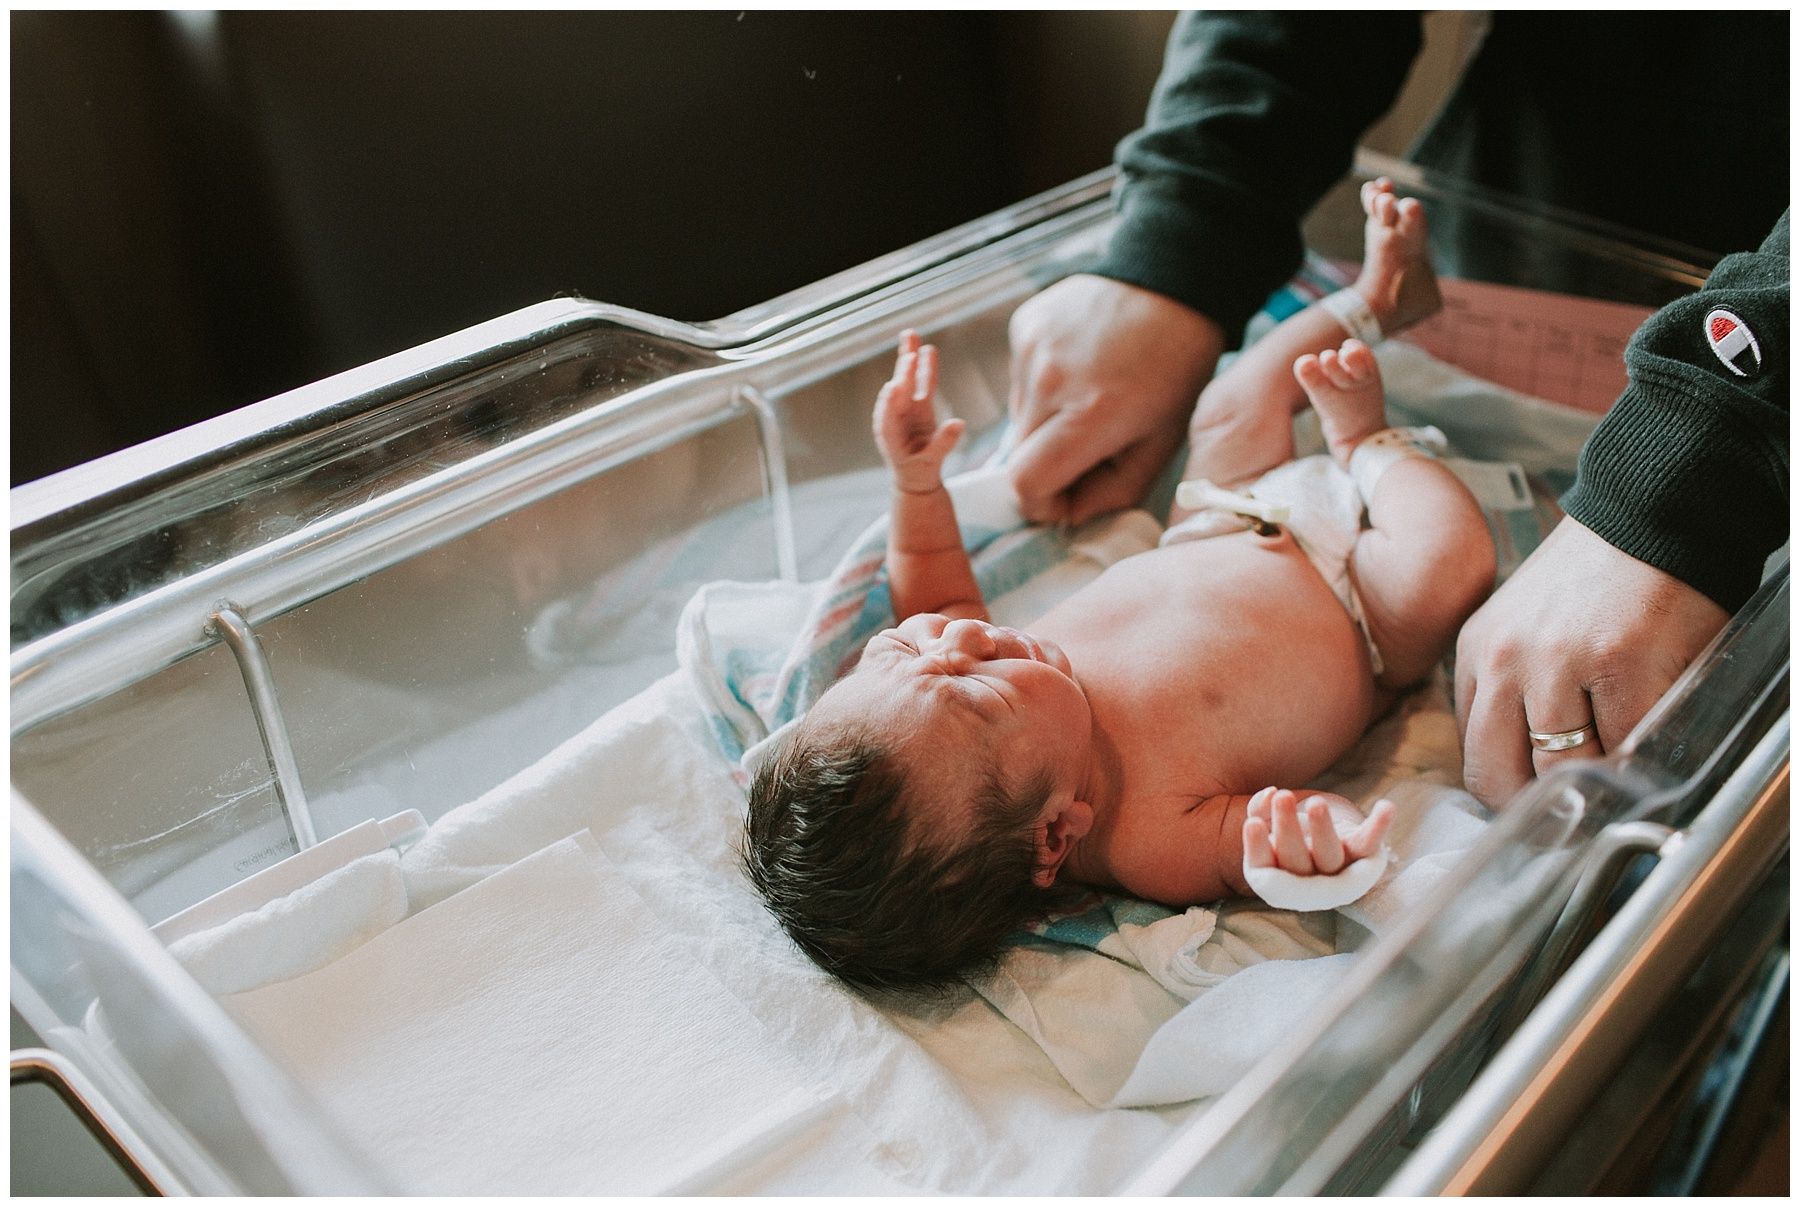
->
[1297, 342, 1495, 690]
[1185, 180, 1440, 488]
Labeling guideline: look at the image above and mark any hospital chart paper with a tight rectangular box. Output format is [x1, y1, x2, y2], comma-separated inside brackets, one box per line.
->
[1398, 277, 1655, 415]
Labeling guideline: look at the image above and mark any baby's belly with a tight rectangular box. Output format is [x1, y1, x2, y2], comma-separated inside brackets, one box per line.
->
[1040, 530, 1374, 787]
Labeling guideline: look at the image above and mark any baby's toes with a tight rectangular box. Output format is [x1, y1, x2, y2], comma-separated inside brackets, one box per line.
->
[1371, 190, 1399, 229]
[1317, 348, 1355, 390]
[1293, 352, 1328, 391]
[1360, 176, 1394, 217]
[1337, 339, 1379, 382]
[1395, 196, 1425, 242]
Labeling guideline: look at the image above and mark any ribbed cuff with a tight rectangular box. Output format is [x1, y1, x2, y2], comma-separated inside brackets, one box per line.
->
[1090, 181, 1303, 345]
[1560, 369, 1786, 613]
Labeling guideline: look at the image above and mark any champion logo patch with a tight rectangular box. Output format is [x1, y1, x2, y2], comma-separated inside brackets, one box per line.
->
[1704, 307, 1763, 377]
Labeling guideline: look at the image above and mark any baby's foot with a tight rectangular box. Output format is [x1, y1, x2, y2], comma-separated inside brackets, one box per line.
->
[1295, 339, 1386, 466]
[1352, 178, 1440, 334]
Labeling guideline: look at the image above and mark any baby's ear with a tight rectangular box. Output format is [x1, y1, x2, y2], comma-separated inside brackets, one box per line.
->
[1031, 799, 1093, 888]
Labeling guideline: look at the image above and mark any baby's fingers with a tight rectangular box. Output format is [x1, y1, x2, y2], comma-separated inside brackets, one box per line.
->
[1243, 817, 1276, 869]
[873, 377, 912, 439]
[1269, 789, 1313, 873]
[1303, 797, 1346, 874]
[1344, 799, 1397, 861]
[875, 362, 916, 426]
[1246, 785, 1279, 823]
[885, 331, 924, 395]
[924, 417, 966, 461]
[875, 363, 932, 439]
[915, 342, 938, 403]
[889, 347, 918, 396]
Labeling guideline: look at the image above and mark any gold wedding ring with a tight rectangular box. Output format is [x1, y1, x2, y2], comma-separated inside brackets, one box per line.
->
[1527, 723, 1596, 752]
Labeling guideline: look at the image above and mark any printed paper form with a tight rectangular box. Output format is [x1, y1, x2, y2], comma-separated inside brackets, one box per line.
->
[1398, 276, 1655, 415]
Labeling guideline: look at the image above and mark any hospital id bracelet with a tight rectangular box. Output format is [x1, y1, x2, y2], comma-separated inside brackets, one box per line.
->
[1348, 426, 1447, 505]
[1319, 288, 1384, 347]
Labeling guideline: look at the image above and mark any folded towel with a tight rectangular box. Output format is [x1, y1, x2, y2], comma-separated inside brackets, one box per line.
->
[226, 831, 835, 1196]
[169, 848, 408, 996]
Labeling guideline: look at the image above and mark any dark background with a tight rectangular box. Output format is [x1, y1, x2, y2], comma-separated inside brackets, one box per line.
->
[11, 10, 1178, 484]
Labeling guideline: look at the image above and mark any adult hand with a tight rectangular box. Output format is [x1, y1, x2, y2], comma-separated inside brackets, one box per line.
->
[1455, 516, 1731, 807]
[1007, 274, 1226, 525]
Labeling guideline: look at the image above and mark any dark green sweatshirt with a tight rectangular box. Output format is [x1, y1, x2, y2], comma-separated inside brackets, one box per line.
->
[1561, 213, 1788, 611]
[1096, 12, 1789, 612]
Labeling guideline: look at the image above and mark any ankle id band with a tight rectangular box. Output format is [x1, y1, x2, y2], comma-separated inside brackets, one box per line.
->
[1320, 288, 1384, 347]
[1348, 426, 1447, 504]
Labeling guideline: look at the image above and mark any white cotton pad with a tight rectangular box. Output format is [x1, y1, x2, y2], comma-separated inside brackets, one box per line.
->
[1242, 844, 1391, 912]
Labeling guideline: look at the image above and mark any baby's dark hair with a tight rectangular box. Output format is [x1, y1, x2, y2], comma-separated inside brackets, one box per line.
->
[743, 724, 1078, 995]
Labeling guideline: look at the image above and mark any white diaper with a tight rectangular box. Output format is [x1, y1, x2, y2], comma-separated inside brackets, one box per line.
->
[1160, 456, 1383, 673]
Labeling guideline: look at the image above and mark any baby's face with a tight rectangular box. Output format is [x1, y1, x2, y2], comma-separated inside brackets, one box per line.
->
[808, 614, 1092, 826]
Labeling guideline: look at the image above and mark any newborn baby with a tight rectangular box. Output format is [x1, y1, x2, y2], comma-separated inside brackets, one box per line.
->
[746, 182, 1495, 993]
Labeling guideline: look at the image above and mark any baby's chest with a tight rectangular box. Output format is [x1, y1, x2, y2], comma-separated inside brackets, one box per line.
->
[1047, 539, 1373, 780]
[1052, 535, 1350, 680]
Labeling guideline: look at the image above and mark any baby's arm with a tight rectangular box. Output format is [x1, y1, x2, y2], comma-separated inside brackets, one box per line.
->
[1131, 788, 1393, 904]
[874, 332, 988, 622]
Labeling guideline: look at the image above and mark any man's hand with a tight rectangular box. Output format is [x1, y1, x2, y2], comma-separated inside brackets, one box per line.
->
[1007, 275, 1226, 525]
[1455, 516, 1731, 807]
[1243, 787, 1394, 876]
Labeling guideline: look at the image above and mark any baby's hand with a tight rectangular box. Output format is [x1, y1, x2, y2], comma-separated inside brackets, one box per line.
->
[874, 330, 965, 494]
[1243, 787, 1394, 877]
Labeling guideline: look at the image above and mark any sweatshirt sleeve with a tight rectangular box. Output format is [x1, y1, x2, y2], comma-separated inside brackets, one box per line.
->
[1560, 212, 1790, 613]
[1091, 12, 1424, 342]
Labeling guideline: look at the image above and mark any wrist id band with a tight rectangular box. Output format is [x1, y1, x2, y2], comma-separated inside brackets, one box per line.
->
[1320, 288, 1384, 347]
[1348, 426, 1448, 504]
